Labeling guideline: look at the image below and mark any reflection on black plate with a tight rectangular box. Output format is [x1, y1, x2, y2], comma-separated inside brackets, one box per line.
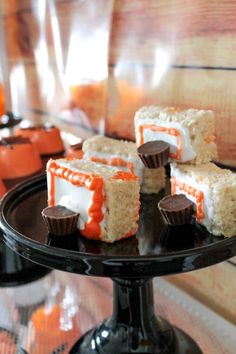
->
[1, 174, 236, 278]
[7, 186, 226, 258]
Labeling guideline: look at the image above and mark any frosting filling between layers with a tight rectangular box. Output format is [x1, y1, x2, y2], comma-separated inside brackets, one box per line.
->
[54, 177, 93, 230]
[170, 165, 214, 232]
[136, 118, 196, 162]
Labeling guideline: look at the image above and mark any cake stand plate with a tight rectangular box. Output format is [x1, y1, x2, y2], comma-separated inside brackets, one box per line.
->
[1, 174, 236, 354]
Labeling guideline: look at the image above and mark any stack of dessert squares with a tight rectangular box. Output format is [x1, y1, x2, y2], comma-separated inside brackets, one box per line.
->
[134, 106, 236, 238]
[43, 106, 236, 242]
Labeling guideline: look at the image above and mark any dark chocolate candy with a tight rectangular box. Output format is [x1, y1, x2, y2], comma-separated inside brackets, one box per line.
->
[158, 194, 194, 225]
[42, 205, 79, 236]
[69, 141, 83, 151]
[137, 141, 169, 168]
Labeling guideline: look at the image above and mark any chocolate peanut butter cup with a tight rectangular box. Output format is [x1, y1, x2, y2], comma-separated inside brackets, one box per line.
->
[69, 141, 83, 151]
[158, 194, 194, 225]
[66, 141, 84, 159]
[137, 141, 169, 168]
[42, 205, 79, 236]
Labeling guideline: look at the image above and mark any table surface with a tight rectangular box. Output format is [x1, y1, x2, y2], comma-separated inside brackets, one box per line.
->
[71, 276, 236, 354]
[0, 273, 235, 354]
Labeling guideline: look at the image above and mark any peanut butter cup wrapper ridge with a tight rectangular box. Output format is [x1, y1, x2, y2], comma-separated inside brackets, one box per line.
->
[42, 213, 79, 236]
[138, 141, 170, 168]
[139, 148, 169, 168]
[159, 203, 193, 226]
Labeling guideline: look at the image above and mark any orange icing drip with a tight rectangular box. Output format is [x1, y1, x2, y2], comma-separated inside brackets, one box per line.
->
[48, 172, 55, 207]
[112, 171, 138, 181]
[47, 160, 104, 240]
[90, 156, 134, 174]
[171, 176, 205, 220]
[138, 124, 182, 160]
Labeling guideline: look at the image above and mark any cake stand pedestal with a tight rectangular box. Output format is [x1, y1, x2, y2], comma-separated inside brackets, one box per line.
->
[1, 175, 236, 354]
[71, 278, 201, 353]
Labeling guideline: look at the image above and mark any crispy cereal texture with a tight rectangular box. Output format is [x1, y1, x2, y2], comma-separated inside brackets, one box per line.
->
[47, 158, 140, 243]
[171, 162, 236, 237]
[83, 135, 165, 194]
[135, 106, 218, 164]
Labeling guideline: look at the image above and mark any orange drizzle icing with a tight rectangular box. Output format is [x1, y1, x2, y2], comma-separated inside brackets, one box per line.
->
[90, 156, 134, 174]
[120, 227, 138, 240]
[171, 176, 204, 220]
[112, 170, 138, 181]
[47, 160, 104, 240]
[48, 172, 55, 207]
[47, 160, 138, 240]
[138, 124, 182, 160]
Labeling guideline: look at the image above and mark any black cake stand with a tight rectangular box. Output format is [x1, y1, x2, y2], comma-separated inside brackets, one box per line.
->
[1, 174, 236, 354]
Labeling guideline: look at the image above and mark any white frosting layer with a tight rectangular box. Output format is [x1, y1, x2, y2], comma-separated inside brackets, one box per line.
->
[47, 172, 105, 232]
[84, 150, 144, 183]
[171, 164, 214, 232]
[136, 118, 196, 162]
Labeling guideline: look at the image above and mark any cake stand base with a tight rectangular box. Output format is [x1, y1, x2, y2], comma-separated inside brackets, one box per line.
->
[70, 278, 202, 354]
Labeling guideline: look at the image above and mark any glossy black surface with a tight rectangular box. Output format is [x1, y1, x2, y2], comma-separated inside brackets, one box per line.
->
[0, 236, 51, 287]
[1, 174, 236, 277]
[70, 278, 202, 354]
[0, 111, 22, 129]
[2, 174, 235, 353]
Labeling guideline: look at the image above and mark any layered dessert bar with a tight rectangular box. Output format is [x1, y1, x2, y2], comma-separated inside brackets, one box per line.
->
[171, 163, 236, 237]
[46, 158, 140, 243]
[83, 135, 165, 194]
[134, 106, 217, 164]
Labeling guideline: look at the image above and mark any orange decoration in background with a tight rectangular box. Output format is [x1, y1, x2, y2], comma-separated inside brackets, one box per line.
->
[70, 81, 107, 129]
[0, 139, 42, 179]
[69, 80, 145, 140]
[106, 80, 146, 140]
[15, 126, 64, 155]
[138, 124, 182, 160]
[171, 176, 204, 220]
[30, 304, 80, 354]
[0, 84, 5, 116]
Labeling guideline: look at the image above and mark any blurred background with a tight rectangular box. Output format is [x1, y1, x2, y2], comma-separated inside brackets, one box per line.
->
[0, 1, 236, 353]
[1, 0, 236, 164]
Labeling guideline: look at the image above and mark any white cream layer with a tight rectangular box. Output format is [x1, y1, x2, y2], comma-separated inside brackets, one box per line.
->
[136, 118, 196, 163]
[84, 150, 144, 183]
[170, 164, 214, 232]
[47, 171, 105, 232]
